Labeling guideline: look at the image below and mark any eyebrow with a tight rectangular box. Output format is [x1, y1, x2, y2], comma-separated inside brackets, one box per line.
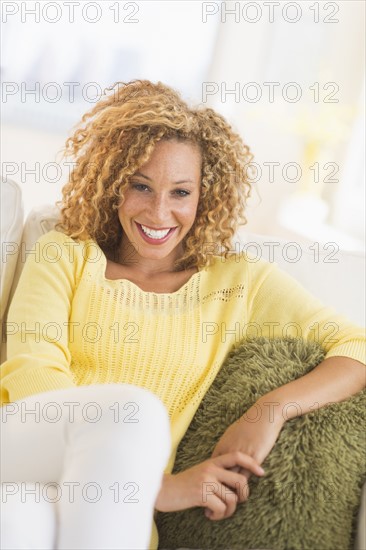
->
[133, 172, 195, 185]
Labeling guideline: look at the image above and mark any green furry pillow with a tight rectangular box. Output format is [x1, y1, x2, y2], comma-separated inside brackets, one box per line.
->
[156, 337, 366, 550]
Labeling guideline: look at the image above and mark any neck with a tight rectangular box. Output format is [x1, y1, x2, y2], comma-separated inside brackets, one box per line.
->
[114, 236, 185, 276]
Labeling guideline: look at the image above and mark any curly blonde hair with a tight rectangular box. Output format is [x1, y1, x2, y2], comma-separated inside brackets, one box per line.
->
[55, 80, 253, 270]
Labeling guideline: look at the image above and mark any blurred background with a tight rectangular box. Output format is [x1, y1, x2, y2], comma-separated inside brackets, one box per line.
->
[1, 0, 365, 251]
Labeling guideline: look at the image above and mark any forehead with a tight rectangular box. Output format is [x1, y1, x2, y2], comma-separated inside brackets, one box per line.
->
[139, 139, 202, 176]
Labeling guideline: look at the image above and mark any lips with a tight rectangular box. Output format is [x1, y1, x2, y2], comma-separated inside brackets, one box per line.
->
[141, 225, 170, 238]
[135, 222, 177, 244]
[139, 223, 173, 231]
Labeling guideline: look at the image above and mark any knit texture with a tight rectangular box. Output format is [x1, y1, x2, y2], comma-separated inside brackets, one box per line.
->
[156, 337, 366, 550]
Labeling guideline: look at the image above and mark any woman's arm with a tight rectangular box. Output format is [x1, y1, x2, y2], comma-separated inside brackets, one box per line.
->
[0, 230, 81, 405]
[256, 355, 366, 422]
[210, 356, 365, 498]
[210, 259, 366, 483]
[247, 261, 366, 415]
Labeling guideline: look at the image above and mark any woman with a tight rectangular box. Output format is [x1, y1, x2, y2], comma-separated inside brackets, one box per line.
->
[1, 80, 365, 550]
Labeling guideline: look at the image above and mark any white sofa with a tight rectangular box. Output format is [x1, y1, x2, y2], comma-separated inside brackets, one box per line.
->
[1, 178, 365, 549]
[1, 178, 23, 362]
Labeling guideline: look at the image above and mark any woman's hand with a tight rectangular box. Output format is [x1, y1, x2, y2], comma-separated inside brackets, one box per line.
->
[211, 402, 285, 502]
[154, 451, 265, 520]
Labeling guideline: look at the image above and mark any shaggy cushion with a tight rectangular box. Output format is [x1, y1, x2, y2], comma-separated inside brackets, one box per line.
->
[156, 337, 366, 550]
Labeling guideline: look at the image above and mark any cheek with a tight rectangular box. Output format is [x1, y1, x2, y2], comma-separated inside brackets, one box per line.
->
[177, 199, 199, 223]
[118, 195, 140, 217]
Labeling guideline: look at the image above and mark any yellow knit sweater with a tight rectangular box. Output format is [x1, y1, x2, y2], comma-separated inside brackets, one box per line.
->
[1, 229, 365, 549]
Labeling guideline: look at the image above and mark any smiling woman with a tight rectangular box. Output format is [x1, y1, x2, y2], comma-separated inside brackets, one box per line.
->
[114, 139, 202, 286]
[55, 79, 253, 273]
[97, 139, 203, 293]
[1, 80, 365, 550]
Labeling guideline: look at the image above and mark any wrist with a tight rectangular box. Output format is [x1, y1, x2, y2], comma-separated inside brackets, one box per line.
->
[248, 394, 286, 427]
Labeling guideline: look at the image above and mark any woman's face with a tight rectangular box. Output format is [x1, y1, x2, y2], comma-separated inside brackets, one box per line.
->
[117, 139, 202, 269]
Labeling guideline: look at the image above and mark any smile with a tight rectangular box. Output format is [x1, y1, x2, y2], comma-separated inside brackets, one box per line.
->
[135, 222, 177, 243]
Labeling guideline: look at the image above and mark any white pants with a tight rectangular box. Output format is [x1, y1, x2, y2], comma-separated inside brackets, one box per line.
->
[0, 384, 171, 550]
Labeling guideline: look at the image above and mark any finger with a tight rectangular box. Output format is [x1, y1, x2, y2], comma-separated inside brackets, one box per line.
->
[236, 468, 252, 502]
[214, 451, 265, 476]
[217, 468, 251, 503]
[238, 467, 251, 481]
[204, 486, 238, 521]
[229, 465, 251, 502]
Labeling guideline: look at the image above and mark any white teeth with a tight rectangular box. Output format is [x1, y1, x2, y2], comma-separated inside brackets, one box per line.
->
[140, 224, 171, 239]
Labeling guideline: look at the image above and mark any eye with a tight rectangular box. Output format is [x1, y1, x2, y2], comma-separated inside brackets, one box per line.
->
[131, 184, 150, 192]
[174, 189, 190, 197]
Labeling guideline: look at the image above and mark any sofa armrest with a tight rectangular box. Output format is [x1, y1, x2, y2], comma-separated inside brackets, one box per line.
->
[1, 179, 24, 322]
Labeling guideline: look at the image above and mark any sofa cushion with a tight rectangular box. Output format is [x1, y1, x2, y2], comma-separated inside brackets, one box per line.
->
[156, 337, 366, 550]
[1, 179, 23, 323]
[1, 202, 60, 363]
[6, 203, 61, 311]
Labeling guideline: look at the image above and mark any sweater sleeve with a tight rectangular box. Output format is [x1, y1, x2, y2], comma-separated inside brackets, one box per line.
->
[246, 259, 366, 365]
[0, 230, 82, 405]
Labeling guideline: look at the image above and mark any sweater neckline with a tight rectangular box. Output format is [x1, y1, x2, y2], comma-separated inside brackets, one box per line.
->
[92, 240, 204, 296]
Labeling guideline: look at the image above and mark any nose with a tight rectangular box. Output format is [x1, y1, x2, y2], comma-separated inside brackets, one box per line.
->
[148, 193, 172, 224]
